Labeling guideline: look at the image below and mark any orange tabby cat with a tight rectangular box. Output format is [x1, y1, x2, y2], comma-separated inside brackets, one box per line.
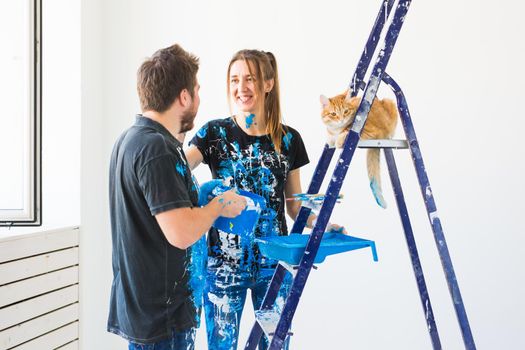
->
[320, 91, 398, 208]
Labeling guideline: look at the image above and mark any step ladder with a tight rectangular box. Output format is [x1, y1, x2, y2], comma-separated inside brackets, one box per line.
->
[244, 0, 477, 349]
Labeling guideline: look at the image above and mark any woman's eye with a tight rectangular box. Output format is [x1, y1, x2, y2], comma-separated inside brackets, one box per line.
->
[230, 79, 238, 84]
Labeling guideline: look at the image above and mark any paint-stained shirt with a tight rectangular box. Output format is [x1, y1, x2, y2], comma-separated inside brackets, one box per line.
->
[108, 116, 202, 343]
[190, 117, 309, 267]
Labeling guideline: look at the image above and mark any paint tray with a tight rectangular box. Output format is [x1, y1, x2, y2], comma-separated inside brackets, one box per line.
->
[255, 232, 378, 265]
[213, 190, 266, 237]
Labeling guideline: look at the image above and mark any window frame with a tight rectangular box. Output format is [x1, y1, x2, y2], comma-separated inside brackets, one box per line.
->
[0, 0, 42, 227]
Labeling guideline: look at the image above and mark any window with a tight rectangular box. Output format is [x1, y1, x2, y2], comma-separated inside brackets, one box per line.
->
[0, 0, 42, 226]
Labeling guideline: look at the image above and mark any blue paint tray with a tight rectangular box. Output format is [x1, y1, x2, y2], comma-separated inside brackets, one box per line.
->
[255, 232, 378, 265]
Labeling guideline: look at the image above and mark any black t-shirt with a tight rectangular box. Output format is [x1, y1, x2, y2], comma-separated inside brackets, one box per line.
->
[108, 116, 201, 343]
[190, 117, 309, 267]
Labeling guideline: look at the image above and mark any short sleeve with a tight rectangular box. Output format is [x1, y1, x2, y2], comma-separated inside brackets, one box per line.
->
[189, 123, 210, 165]
[288, 128, 309, 171]
[137, 154, 193, 215]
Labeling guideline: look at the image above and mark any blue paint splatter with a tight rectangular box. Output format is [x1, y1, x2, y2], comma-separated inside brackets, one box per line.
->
[231, 141, 241, 154]
[188, 235, 207, 325]
[257, 167, 274, 199]
[198, 179, 224, 206]
[245, 113, 255, 129]
[217, 159, 235, 179]
[283, 132, 293, 150]
[187, 178, 217, 326]
[218, 126, 226, 139]
[252, 140, 261, 158]
[175, 162, 186, 176]
[258, 208, 277, 238]
[370, 178, 387, 208]
[196, 125, 208, 138]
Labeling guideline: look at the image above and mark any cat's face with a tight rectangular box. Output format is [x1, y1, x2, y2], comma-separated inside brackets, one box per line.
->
[320, 93, 357, 129]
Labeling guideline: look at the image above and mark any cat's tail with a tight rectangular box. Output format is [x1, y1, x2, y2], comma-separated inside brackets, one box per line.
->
[367, 148, 387, 208]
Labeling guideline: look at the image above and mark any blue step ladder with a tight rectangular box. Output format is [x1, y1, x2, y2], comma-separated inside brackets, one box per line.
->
[245, 0, 476, 349]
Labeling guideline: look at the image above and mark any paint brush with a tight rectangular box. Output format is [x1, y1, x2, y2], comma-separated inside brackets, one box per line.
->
[286, 193, 343, 202]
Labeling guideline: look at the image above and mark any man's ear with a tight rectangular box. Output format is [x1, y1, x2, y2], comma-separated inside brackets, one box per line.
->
[178, 89, 191, 107]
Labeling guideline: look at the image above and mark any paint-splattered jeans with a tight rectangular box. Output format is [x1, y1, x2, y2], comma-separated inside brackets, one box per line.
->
[128, 328, 196, 350]
[203, 257, 291, 350]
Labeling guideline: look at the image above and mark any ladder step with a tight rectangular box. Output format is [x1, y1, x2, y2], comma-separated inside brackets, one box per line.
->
[358, 139, 408, 149]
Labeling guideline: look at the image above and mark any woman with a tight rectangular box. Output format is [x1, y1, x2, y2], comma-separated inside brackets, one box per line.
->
[186, 49, 331, 349]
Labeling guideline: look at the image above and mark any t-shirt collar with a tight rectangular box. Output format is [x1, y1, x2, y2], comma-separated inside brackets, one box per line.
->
[135, 114, 182, 147]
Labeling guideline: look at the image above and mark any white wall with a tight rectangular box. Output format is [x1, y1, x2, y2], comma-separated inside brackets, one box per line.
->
[81, 0, 525, 349]
[42, 0, 81, 228]
[80, 0, 120, 348]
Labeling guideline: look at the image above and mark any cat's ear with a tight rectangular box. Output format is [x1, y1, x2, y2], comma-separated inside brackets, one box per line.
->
[320, 94, 330, 107]
[344, 89, 352, 102]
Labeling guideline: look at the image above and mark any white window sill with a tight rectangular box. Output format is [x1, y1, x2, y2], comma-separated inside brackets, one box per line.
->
[0, 224, 80, 243]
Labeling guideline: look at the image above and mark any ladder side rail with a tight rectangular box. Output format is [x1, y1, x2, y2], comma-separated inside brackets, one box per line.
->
[384, 147, 442, 349]
[348, 0, 411, 137]
[269, 4, 413, 348]
[290, 145, 336, 234]
[382, 72, 476, 350]
[350, 0, 396, 97]
[244, 263, 289, 350]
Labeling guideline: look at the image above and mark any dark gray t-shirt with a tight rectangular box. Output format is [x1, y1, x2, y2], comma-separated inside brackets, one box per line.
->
[107, 116, 200, 343]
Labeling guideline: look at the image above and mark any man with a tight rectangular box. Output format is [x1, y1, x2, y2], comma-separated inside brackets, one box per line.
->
[108, 44, 246, 349]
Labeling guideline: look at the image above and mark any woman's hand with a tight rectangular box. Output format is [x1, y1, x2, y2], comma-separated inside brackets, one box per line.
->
[308, 212, 348, 234]
[326, 222, 348, 234]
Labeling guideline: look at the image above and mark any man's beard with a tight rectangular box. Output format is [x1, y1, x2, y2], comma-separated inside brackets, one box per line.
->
[179, 107, 196, 134]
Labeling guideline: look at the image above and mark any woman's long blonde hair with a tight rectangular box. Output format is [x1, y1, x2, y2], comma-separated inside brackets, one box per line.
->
[227, 49, 285, 153]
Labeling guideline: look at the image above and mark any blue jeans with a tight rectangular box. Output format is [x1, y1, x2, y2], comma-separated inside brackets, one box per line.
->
[128, 328, 196, 350]
[203, 257, 291, 350]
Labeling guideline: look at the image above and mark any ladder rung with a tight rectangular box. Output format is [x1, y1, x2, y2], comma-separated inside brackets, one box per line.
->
[278, 261, 318, 276]
[358, 139, 408, 149]
[278, 261, 298, 276]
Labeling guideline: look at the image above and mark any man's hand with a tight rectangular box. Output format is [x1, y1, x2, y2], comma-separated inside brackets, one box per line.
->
[215, 189, 247, 218]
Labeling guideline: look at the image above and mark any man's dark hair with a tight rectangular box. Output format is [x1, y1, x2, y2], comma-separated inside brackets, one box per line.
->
[137, 44, 199, 113]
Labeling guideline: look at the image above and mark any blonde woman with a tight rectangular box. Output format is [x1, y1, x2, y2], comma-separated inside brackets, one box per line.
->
[187, 49, 314, 349]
